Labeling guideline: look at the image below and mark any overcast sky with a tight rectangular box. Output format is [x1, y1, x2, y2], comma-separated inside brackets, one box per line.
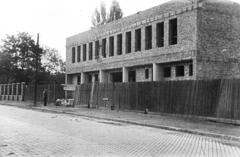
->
[0, 0, 239, 61]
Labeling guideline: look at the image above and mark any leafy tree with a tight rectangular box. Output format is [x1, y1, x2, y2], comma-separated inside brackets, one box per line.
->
[42, 47, 65, 74]
[108, 0, 123, 22]
[91, 0, 123, 27]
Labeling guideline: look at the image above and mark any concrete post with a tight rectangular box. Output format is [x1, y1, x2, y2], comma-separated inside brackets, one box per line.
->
[81, 72, 86, 84]
[122, 67, 128, 83]
[21, 82, 25, 101]
[153, 63, 161, 81]
[99, 70, 107, 83]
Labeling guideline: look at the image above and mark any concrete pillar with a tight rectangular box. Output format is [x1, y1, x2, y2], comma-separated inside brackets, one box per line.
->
[153, 63, 161, 81]
[11, 83, 14, 95]
[81, 72, 86, 84]
[16, 83, 19, 95]
[21, 82, 25, 101]
[99, 70, 107, 83]
[152, 23, 157, 49]
[122, 67, 128, 83]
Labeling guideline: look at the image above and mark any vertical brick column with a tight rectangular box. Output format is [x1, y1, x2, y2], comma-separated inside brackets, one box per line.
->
[131, 30, 135, 53]
[152, 23, 157, 49]
[164, 21, 169, 47]
[141, 27, 145, 51]
[114, 35, 117, 56]
[99, 39, 102, 58]
[86, 43, 89, 61]
[153, 63, 161, 81]
[106, 37, 109, 57]
[122, 32, 126, 55]
[122, 67, 128, 83]
[81, 72, 86, 84]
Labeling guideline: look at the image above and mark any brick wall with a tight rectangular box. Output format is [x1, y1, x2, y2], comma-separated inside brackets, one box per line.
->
[197, 0, 240, 79]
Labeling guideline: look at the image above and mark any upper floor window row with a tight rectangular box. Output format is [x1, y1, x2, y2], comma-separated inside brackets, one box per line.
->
[71, 18, 177, 63]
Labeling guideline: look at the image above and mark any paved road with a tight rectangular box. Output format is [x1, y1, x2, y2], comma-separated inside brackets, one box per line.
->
[0, 105, 239, 157]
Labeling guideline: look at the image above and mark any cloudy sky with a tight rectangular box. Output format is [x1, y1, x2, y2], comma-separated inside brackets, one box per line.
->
[0, 0, 239, 61]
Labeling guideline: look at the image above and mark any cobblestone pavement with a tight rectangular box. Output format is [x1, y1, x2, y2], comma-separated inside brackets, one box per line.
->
[0, 105, 240, 157]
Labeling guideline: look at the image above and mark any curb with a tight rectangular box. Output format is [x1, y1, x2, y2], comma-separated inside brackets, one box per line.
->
[1, 103, 240, 142]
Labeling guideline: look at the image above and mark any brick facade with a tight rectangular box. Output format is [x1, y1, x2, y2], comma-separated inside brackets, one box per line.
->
[64, 0, 240, 88]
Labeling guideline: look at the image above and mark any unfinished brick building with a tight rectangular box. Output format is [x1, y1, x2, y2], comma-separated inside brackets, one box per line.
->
[64, 0, 240, 91]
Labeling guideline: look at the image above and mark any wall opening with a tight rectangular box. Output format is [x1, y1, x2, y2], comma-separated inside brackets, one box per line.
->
[117, 34, 122, 55]
[189, 64, 193, 76]
[89, 42, 93, 60]
[129, 70, 136, 82]
[111, 72, 122, 83]
[145, 68, 149, 79]
[95, 40, 99, 59]
[77, 46, 81, 62]
[94, 74, 99, 82]
[83, 44, 87, 61]
[88, 75, 92, 83]
[176, 65, 184, 77]
[109, 36, 114, 56]
[169, 18, 178, 45]
[156, 22, 164, 47]
[126, 31, 131, 53]
[163, 67, 171, 78]
[77, 75, 81, 85]
[135, 29, 141, 52]
[145, 25, 152, 50]
[72, 47, 75, 63]
[102, 38, 106, 58]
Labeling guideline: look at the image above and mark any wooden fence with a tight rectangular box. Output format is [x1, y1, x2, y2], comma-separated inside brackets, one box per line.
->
[24, 84, 65, 103]
[74, 79, 240, 120]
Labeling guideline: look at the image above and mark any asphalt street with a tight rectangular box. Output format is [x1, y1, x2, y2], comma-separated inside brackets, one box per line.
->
[0, 105, 239, 157]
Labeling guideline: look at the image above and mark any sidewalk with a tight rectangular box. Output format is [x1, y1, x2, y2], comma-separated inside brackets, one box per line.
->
[1, 100, 240, 142]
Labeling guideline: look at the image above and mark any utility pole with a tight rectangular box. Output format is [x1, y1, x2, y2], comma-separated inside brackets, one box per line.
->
[34, 33, 40, 106]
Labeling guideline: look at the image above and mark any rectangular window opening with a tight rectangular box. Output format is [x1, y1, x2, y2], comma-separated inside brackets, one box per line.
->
[156, 22, 164, 47]
[95, 41, 99, 59]
[126, 31, 131, 53]
[109, 36, 114, 57]
[77, 75, 81, 85]
[135, 29, 141, 52]
[89, 42, 93, 60]
[77, 46, 81, 62]
[163, 67, 171, 78]
[176, 65, 184, 77]
[128, 70, 136, 82]
[189, 64, 193, 76]
[83, 44, 87, 61]
[145, 25, 152, 50]
[169, 18, 178, 45]
[72, 47, 75, 63]
[117, 34, 122, 55]
[102, 38, 106, 58]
